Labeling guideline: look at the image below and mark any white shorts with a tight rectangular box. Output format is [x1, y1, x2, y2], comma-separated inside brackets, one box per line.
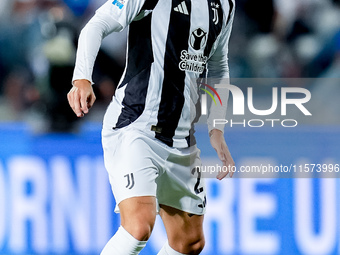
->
[101, 125, 206, 215]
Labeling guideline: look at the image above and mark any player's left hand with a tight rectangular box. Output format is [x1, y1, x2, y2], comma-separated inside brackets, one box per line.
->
[209, 129, 235, 179]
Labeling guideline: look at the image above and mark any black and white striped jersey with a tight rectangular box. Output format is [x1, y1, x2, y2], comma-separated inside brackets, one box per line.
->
[73, 0, 235, 148]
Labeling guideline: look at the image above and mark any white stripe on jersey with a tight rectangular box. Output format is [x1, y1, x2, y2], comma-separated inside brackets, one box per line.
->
[174, 0, 211, 146]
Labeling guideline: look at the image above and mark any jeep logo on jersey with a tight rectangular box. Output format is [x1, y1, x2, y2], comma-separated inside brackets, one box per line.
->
[190, 28, 207, 51]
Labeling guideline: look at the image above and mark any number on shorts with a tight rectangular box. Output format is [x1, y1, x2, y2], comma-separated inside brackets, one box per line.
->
[191, 167, 203, 194]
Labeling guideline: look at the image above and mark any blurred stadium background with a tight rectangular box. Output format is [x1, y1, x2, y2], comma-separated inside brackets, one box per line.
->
[0, 0, 340, 254]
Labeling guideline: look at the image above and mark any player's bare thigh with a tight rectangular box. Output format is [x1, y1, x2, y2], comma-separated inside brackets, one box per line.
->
[159, 204, 205, 254]
[119, 196, 157, 241]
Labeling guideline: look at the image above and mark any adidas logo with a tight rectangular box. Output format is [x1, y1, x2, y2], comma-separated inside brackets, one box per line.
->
[174, 1, 189, 15]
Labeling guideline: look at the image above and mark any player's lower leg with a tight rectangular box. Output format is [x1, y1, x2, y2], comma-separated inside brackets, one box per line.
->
[101, 196, 157, 254]
[159, 205, 205, 255]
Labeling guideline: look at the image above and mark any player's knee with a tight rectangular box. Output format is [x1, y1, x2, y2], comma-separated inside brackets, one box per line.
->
[130, 222, 154, 241]
[123, 216, 155, 241]
[120, 197, 157, 241]
[172, 234, 205, 254]
[187, 236, 205, 254]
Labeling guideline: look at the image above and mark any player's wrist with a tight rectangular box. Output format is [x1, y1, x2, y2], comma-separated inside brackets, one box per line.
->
[73, 79, 92, 89]
[209, 129, 223, 138]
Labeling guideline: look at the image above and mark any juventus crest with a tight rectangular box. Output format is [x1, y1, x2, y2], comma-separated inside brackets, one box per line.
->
[211, 2, 220, 25]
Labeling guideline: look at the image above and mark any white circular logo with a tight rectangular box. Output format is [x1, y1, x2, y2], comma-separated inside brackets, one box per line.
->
[190, 28, 207, 51]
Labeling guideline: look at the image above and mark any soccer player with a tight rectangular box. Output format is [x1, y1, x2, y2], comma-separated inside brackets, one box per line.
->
[67, 0, 235, 254]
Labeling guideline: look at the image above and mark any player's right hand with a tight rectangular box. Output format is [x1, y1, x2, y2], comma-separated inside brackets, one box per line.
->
[67, 79, 96, 117]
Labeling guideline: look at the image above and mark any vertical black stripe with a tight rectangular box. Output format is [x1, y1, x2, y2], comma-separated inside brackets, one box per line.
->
[140, 0, 159, 11]
[119, 14, 154, 87]
[227, 0, 234, 25]
[204, 0, 224, 58]
[155, 0, 192, 147]
[115, 14, 154, 129]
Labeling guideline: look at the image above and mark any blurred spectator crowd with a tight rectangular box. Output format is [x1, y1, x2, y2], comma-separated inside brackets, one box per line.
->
[231, 0, 340, 78]
[0, 0, 339, 130]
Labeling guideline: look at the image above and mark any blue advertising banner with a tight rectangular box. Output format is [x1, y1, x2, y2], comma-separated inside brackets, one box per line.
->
[0, 123, 339, 255]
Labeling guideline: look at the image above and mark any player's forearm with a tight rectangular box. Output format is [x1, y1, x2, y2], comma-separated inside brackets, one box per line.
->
[206, 54, 230, 133]
[72, 12, 122, 84]
[206, 11, 233, 133]
[207, 86, 229, 133]
[207, 55, 230, 79]
[72, 24, 101, 84]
